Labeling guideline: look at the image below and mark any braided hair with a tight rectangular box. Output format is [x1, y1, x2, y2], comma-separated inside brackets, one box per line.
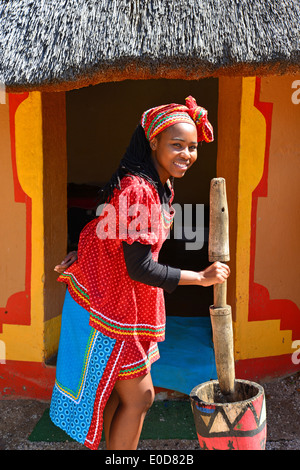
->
[98, 124, 171, 204]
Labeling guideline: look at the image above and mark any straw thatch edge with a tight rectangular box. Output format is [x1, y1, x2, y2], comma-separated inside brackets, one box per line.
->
[4, 59, 300, 93]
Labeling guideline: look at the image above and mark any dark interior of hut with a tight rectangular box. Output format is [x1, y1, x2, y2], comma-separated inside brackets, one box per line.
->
[65, 78, 218, 318]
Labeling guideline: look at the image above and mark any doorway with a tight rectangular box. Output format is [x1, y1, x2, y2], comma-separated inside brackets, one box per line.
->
[66, 78, 218, 317]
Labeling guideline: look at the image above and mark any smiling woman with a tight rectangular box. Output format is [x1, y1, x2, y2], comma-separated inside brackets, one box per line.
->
[149, 122, 198, 184]
[50, 95, 229, 451]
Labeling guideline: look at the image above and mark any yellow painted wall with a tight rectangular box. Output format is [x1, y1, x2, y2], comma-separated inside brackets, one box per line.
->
[0, 91, 67, 363]
[255, 76, 300, 310]
[218, 76, 296, 363]
[217, 76, 242, 323]
[236, 77, 295, 360]
[0, 99, 27, 308]
[1, 77, 298, 376]
[1, 92, 45, 362]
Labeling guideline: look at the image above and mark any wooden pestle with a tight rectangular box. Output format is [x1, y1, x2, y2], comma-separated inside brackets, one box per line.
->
[208, 178, 236, 399]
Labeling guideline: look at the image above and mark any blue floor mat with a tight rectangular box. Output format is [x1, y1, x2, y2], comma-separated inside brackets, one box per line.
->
[151, 316, 217, 395]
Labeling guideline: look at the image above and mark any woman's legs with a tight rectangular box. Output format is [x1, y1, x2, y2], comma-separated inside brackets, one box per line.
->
[104, 373, 155, 450]
[103, 388, 120, 449]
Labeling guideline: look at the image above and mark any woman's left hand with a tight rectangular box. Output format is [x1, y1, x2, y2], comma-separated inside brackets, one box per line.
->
[54, 251, 78, 273]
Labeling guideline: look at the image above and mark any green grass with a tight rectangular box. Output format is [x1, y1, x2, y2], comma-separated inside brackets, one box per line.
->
[28, 401, 197, 442]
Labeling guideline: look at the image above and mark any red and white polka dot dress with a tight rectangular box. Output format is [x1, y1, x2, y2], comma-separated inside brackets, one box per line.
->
[58, 175, 175, 379]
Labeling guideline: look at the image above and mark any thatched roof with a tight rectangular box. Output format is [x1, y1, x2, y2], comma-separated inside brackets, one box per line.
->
[1, 0, 299, 92]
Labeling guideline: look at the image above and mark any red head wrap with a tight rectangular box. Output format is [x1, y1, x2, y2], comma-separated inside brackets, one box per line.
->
[141, 95, 214, 143]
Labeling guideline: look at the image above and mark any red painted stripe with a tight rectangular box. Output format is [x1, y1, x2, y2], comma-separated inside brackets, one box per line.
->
[196, 425, 266, 450]
[0, 360, 56, 400]
[236, 354, 300, 383]
[248, 78, 300, 363]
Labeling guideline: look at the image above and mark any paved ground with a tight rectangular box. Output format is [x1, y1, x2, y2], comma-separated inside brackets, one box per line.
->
[0, 371, 299, 451]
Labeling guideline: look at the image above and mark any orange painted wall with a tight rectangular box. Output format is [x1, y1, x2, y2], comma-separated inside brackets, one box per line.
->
[253, 76, 300, 320]
[1, 76, 299, 399]
[0, 93, 31, 334]
[244, 75, 300, 379]
[218, 76, 300, 381]
[0, 91, 67, 398]
[0, 98, 27, 307]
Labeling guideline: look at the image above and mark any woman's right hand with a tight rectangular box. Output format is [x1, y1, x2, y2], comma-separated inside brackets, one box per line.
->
[199, 261, 230, 287]
[178, 261, 230, 286]
[54, 251, 78, 273]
